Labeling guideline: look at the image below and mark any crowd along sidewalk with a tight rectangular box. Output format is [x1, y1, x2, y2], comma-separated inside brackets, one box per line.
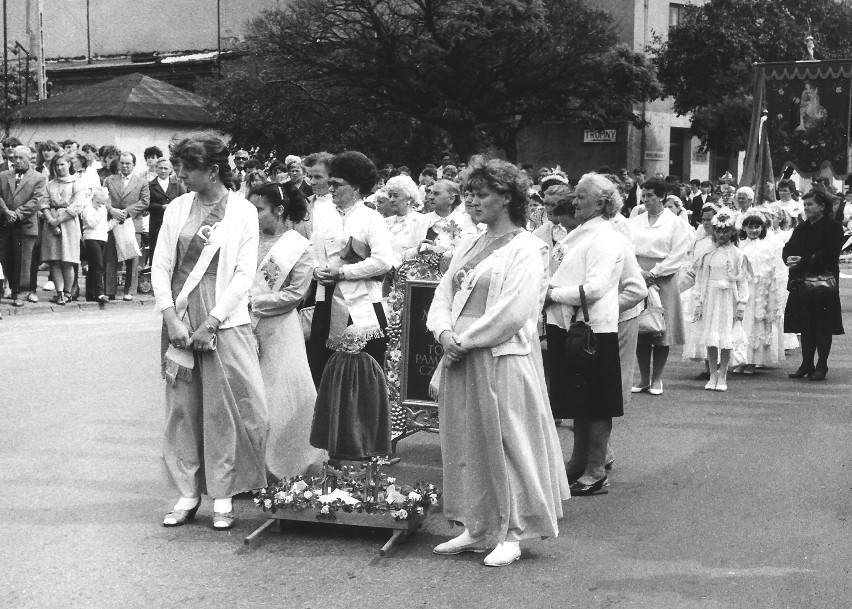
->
[0, 270, 154, 318]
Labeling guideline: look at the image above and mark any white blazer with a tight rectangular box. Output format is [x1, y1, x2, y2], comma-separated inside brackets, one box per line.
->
[547, 216, 624, 334]
[151, 190, 258, 329]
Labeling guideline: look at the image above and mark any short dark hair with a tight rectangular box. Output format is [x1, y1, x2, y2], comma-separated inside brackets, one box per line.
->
[690, 179, 701, 187]
[248, 181, 308, 223]
[245, 158, 262, 171]
[329, 151, 378, 195]
[169, 131, 234, 189]
[267, 160, 287, 176]
[144, 146, 163, 160]
[700, 180, 712, 189]
[740, 213, 768, 239]
[802, 189, 835, 215]
[304, 151, 334, 170]
[99, 145, 119, 160]
[37, 140, 60, 153]
[2, 136, 21, 148]
[119, 151, 136, 164]
[420, 167, 437, 180]
[464, 155, 531, 227]
[641, 178, 668, 199]
[81, 143, 98, 155]
[777, 178, 796, 192]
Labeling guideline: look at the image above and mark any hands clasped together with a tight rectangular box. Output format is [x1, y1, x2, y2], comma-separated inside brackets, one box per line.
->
[439, 330, 469, 367]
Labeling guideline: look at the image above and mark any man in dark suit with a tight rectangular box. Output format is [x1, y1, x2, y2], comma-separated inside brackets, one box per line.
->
[103, 152, 149, 300]
[147, 158, 185, 264]
[0, 145, 48, 306]
[624, 167, 645, 216]
[688, 180, 713, 227]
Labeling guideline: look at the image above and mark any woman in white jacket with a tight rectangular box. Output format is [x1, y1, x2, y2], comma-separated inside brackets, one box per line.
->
[152, 133, 268, 531]
[545, 173, 626, 496]
[427, 156, 569, 568]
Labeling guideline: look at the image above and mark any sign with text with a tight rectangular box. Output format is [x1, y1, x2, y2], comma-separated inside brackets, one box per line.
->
[583, 129, 617, 143]
[400, 279, 441, 407]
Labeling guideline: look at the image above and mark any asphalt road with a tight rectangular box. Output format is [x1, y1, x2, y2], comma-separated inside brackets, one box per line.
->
[1, 285, 851, 609]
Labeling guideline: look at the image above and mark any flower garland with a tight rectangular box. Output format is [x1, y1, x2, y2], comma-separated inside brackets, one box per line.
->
[254, 473, 441, 522]
[384, 254, 444, 436]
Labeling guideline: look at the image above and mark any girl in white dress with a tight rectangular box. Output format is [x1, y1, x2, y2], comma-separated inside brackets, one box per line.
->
[249, 182, 327, 480]
[690, 211, 750, 391]
[733, 211, 780, 372]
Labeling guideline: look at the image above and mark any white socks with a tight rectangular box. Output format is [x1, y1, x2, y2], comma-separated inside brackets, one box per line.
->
[174, 497, 200, 511]
[213, 498, 233, 514]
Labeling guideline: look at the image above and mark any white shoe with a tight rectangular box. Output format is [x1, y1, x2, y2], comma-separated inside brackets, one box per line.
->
[704, 372, 718, 391]
[483, 542, 521, 567]
[43, 280, 55, 292]
[433, 530, 488, 555]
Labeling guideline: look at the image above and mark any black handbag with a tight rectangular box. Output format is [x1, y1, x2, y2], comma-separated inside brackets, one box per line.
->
[563, 285, 597, 360]
[799, 255, 838, 299]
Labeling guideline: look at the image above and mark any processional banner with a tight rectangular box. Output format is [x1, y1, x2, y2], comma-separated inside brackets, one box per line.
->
[761, 61, 852, 176]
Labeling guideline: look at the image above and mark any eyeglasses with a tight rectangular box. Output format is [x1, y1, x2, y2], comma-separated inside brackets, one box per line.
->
[235, 156, 249, 161]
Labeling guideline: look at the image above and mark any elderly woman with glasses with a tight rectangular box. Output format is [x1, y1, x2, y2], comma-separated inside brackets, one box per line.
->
[307, 151, 394, 385]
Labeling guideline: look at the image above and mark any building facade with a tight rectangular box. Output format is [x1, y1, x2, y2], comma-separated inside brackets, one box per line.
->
[518, 0, 726, 182]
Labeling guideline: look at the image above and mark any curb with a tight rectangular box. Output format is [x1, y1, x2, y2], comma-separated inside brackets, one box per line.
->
[0, 297, 154, 318]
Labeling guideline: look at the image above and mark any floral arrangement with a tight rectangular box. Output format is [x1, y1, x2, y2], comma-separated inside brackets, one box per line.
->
[254, 471, 441, 522]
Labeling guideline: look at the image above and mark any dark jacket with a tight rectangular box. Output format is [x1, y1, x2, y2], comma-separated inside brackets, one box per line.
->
[148, 176, 185, 222]
[782, 215, 844, 335]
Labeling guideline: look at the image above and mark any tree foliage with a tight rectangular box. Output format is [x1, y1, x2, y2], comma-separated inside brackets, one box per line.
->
[206, 0, 659, 163]
[653, 0, 852, 153]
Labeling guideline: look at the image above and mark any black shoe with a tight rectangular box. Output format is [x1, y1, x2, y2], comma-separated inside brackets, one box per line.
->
[569, 477, 610, 496]
[566, 469, 582, 484]
[788, 367, 815, 379]
[808, 370, 827, 381]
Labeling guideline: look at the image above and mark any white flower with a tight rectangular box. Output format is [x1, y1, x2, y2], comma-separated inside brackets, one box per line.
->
[387, 477, 396, 484]
[263, 498, 272, 509]
[407, 491, 421, 501]
[303, 490, 313, 499]
[416, 507, 424, 515]
[320, 505, 330, 514]
[396, 509, 408, 519]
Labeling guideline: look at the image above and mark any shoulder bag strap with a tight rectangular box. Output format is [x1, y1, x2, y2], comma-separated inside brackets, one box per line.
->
[579, 285, 589, 322]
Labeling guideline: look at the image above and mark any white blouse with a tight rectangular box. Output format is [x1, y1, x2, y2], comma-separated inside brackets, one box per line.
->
[628, 207, 692, 278]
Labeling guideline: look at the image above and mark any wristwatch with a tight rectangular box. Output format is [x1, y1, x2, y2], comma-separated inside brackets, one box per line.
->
[205, 322, 218, 335]
[337, 267, 345, 280]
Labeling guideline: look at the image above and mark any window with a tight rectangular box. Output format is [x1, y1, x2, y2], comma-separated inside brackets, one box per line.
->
[669, 3, 686, 29]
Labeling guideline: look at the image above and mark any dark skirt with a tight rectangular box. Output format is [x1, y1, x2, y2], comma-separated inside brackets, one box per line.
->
[310, 351, 391, 460]
[307, 299, 388, 386]
[783, 283, 844, 335]
[546, 325, 623, 419]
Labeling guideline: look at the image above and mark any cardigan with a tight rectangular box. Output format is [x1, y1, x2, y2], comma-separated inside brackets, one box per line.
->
[427, 230, 547, 357]
[547, 216, 624, 333]
[151, 190, 258, 329]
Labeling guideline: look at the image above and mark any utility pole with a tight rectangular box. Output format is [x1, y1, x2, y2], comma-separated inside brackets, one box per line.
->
[216, 0, 221, 79]
[86, 0, 91, 64]
[3, 0, 8, 111]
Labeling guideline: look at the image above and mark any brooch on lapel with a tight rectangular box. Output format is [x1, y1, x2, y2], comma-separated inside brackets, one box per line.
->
[197, 222, 220, 244]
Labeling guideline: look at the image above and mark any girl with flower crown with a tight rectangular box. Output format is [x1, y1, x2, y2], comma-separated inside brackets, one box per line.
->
[732, 211, 780, 373]
[689, 211, 750, 391]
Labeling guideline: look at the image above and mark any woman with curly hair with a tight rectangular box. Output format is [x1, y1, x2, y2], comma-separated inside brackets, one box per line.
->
[152, 132, 268, 530]
[426, 156, 569, 567]
[307, 151, 394, 385]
